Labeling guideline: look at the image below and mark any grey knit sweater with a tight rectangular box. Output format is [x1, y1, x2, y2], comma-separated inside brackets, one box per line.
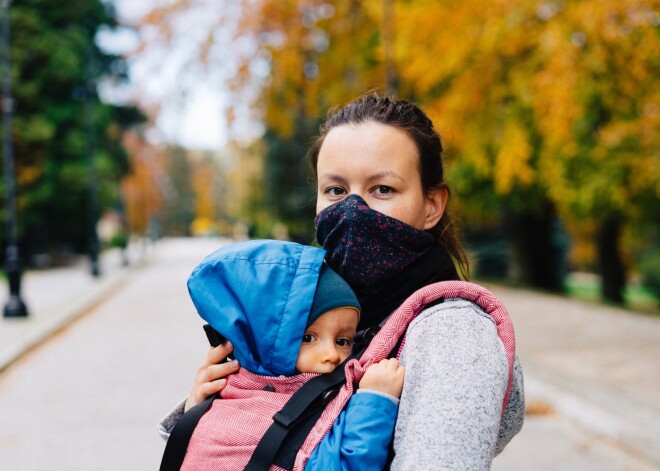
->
[158, 298, 525, 469]
[391, 298, 524, 470]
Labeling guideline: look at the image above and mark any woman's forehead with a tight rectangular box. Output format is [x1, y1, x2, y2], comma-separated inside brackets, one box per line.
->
[322, 121, 414, 149]
[318, 122, 419, 175]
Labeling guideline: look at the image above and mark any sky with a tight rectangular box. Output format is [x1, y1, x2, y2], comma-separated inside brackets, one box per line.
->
[99, 0, 229, 150]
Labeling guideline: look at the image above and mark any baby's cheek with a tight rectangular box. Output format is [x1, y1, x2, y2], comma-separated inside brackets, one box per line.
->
[338, 347, 352, 362]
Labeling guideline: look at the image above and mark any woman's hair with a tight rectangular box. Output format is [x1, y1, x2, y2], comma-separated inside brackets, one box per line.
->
[308, 92, 469, 279]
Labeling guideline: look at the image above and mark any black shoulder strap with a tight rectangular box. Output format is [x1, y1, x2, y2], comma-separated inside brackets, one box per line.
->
[159, 392, 219, 471]
[244, 355, 356, 471]
[159, 324, 228, 470]
[253, 319, 397, 470]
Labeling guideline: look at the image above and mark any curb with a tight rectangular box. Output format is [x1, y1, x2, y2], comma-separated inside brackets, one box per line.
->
[524, 371, 660, 466]
[0, 246, 155, 373]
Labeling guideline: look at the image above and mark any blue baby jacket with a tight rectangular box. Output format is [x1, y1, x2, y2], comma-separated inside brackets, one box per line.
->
[187, 240, 397, 470]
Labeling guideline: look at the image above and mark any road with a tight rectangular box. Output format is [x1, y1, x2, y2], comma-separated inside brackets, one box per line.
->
[0, 238, 655, 470]
[0, 238, 222, 470]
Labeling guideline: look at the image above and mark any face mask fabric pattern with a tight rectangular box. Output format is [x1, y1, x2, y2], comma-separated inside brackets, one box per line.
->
[315, 194, 435, 291]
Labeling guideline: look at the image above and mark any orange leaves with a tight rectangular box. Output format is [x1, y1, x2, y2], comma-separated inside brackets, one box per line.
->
[395, 0, 658, 226]
[120, 132, 166, 233]
[130, 0, 658, 227]
[494, 122, 535, 194]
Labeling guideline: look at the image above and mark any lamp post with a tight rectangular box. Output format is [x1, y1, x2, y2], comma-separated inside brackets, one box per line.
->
[84, 28, 100, 278]
[1, 0, 28, 317]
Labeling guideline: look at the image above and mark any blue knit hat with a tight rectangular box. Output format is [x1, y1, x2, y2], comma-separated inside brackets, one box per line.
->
[307, 264, 360, 328]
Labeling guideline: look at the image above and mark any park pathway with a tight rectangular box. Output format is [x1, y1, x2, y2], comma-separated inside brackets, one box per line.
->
[0, 237, 657, 470]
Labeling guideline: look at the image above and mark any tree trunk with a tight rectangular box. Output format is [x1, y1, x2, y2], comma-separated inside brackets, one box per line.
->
[506, 203, 566, 292]
[597, 216, 626, 304]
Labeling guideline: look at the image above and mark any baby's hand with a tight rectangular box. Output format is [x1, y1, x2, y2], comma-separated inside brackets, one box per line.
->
[359, 358, 405, 399]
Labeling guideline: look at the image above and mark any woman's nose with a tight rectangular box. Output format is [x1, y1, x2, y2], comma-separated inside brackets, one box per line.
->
[347, 193, 368, 204]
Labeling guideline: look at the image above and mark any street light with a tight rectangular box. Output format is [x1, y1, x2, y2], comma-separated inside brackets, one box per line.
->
[84, 22, 100, 278]
[1, 0, 28, 317]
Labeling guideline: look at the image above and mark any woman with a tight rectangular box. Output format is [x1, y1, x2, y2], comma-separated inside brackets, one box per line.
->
[160, 94, 524, 469]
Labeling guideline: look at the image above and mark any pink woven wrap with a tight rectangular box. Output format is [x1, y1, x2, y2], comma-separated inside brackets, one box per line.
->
[181, 369, 319, 471]
[182, 281, 515, 471]
[292, 281, 516, 470]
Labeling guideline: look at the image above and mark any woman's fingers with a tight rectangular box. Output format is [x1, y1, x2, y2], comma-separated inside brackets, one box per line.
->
[200, 378, 227, 397]
[205, 359, 240, 382]
[203, 341, 234, 368]
[185, 345, 240, 412]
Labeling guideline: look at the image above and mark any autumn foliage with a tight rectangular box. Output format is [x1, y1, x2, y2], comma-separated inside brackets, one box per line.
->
[135, 0, 659, 302]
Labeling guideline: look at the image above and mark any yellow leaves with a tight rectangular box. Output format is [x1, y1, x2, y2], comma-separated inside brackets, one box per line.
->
[539, 146, 571, 206]
[132, 0, 659, 230]
[121, 132, 167, 233]
[17, 165, 42, 186]
[494, 122, 535, 194]
[191, 156, 217, 220]
[397, 2, 485, 95]
[564, 218, 598, 268]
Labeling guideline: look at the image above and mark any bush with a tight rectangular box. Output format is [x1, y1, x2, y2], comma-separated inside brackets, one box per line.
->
[109, 233, 128, 249]
[639, 248, 660, 299]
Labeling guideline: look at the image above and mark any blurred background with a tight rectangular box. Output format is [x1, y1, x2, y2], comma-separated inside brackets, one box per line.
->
[2, 0, 658, 308]
[0, 0, 658, 469]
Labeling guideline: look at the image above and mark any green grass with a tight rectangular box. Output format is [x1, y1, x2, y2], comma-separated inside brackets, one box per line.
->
[564, 273, 660, 315]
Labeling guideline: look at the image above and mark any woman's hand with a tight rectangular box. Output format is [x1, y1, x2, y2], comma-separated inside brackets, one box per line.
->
[359, 358, 405, 398]
[184, 342, 240, 412]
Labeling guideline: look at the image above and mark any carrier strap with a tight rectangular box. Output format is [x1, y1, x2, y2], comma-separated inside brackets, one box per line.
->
[159, 324, 227, 471]
[159, 392, 219, 471]
[244, 354, 356, 471]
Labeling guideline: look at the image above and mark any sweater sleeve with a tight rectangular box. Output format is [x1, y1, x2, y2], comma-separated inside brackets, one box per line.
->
[496, 354, 525, 455]
[157, 397, 186, 440]
[390, 298, 516, 471]
[305, 391, 399, 470]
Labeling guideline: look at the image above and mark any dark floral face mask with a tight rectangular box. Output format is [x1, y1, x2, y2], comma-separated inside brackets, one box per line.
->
[315, 194, 435, 291]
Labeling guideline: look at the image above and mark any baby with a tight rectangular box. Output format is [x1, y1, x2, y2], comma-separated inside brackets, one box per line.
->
[180, 240, 404, 470]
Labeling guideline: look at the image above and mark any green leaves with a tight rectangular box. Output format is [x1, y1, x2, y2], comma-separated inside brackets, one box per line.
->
[4, 0, 140, 253]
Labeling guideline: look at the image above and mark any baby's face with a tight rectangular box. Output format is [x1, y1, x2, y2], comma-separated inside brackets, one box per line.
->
[295, 308, 359, 374]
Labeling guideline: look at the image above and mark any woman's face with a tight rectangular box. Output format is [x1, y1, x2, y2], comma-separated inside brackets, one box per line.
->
[315, 121, 446, 230]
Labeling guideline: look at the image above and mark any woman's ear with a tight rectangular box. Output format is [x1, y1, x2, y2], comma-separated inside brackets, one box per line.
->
[423, 187, 448, 230]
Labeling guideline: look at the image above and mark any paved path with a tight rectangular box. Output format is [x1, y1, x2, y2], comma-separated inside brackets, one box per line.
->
[488, 283, 660, 468]
[0, 242, 151, 373]
[0, 237, 226, 470]
[0, 237, 658, 469]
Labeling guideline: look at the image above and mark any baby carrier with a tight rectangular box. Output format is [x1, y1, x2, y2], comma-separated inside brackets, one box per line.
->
[160, 279, 516, 471]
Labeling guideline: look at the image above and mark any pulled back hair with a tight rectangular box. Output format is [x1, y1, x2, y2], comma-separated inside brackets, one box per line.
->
[308, 93, 469, 279]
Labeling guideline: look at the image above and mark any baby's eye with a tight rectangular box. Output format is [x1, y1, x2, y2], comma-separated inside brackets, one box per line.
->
[336, 338, 353, 347]
[302, 334, 313, 343]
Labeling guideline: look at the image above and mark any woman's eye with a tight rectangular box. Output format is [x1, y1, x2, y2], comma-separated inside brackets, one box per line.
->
[336, 338, 353, 347]
[373, 185, 394, 195]
[302, 334, 313, 343]
[324, 186, 346, 197]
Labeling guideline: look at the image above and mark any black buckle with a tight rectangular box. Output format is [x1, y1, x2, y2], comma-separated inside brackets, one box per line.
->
[353, 325, 380, 354]
[320, 388, 339, 405]
[354, 325, 379, 344]
[272, 411, 294, 428]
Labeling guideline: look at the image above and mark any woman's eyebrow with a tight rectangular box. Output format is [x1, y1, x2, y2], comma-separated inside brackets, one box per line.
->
[318, 171, 405, 185]
[365, 171, 405, 183]
[317, 174, 349, 185]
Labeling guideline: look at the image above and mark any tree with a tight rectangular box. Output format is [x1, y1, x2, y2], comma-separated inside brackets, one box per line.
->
[120, 131, 167, 237]
[137, 0, 390, 237]
[395, 0, 658, 300]
[162, 145, 194, 236]
[135, 1, 658, 302]
[4, 0, 142, 258]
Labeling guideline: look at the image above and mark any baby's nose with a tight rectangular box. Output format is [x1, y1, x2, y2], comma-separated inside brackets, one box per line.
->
[323, 345, 340, 363]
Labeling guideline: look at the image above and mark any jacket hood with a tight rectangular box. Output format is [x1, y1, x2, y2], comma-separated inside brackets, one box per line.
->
[187, 240, 326, 376]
